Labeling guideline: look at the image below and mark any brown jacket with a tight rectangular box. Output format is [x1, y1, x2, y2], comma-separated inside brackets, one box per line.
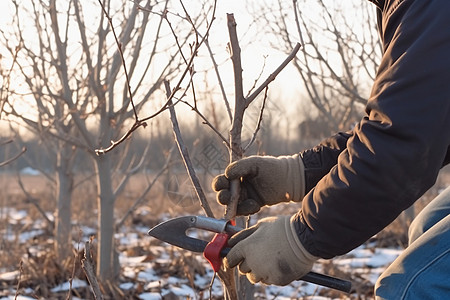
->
[294, 0, 450, 258]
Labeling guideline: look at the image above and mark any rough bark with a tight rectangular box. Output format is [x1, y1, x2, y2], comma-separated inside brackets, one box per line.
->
[54, 144, 74, 262]
[94, 155, 119, 280]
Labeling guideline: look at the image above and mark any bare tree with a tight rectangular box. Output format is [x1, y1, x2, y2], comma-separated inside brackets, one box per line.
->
[158, 2, 378, 297]
[250, 0, 381, 134]
[0, 45, 26, 167]
[1, 0, 374, 296]
[1, 0, 190, 281]
[100, 2, 299, 295]
[158, 9, 300, 297]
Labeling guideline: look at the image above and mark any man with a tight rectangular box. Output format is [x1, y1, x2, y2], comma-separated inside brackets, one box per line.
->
[212, 0, 450, 298]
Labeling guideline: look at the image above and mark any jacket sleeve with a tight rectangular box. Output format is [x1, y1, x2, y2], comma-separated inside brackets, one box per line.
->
[294, 0, 450, 259]
[300, 132, 351, 194]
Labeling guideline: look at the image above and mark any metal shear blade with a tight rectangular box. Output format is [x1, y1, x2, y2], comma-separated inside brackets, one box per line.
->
[148, 215, 352, 293]
[147, 215, 241, 253]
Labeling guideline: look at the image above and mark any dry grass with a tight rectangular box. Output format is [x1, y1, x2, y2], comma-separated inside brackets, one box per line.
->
[1, 166, 449, 299]
[0, 172, 216, 299]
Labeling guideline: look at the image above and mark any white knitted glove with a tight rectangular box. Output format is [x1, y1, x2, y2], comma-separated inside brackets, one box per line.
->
[225, 215, 319, 285]
[212, 155, 305, 215]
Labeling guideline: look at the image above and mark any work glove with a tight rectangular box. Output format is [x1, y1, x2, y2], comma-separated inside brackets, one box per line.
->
[212, 155, 305, 215]
[225, 215, 319, 285]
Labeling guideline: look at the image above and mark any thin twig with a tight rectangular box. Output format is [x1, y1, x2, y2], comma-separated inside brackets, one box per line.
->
[1, 45, 20, 119]
[113, 138, 152, 197]
[14, 260, 23, 300]
[165, 80, 215, 218]
[245, 55, 268, 98]
[18, 175, 55, 228]
[0, 146, 26, 167]
[0, 138, 13, 146]
[115, 147, 175, 229]
[81, 237, 103, 300]
[181, 100, 229, 147]
[163, 10, 188, 64]
[67, 230, 83, 300]
[97, 0, 137, 120]
[209, 273, 217, 300]
[244, 86, 269, 152]
[245, 42, 301, 107]
[94, 0, 148, 155]
[204, 38, 232, 122]
[95, 0, 218, 155]
[95, 120, 146, 155]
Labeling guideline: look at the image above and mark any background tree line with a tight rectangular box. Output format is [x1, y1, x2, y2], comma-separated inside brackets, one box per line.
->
[0, 0, 380, 298]
[0, 108, 339, 174]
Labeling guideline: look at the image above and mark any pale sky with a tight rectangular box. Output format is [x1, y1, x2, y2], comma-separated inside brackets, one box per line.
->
[0, 0, 378, 138]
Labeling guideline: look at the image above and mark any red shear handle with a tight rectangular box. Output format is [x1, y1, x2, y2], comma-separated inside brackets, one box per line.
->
[203, 232, 230, 272]
[204, 234, 352, 293]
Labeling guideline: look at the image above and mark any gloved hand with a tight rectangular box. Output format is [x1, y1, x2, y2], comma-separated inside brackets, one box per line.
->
[225, 215, 319, 285]
[212, 155, 305, 215]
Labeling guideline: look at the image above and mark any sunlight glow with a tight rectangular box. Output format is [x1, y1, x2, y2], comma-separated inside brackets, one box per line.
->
[1, 0, 379, 140]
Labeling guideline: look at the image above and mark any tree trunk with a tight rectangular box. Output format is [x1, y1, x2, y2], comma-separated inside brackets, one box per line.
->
[54, 144, 74, 262]
[222, 14, 255, 300]
[94, 154, 118, 281]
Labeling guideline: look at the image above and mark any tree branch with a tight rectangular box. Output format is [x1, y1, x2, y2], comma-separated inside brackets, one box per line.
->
[224, 15, 300, 219]
[95, 0, 218, 155]
[243, 87, 268, 152]
[97, 0, 137, 119]
[165, 80, 215, 218]
[81, 238, 103, 300]
[0, 145, 26, 168]
[181, 100, 230, 147]
[115, 146, 174, 230]
[204, 38, 232, 122]
[245, 42, 301, 107]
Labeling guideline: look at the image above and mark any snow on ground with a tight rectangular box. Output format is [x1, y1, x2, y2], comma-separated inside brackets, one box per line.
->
[0, 296, 37, 300]
[0, 207, 403, 299]
[50, 279, 89, 292]
[0, 271, 20, 281]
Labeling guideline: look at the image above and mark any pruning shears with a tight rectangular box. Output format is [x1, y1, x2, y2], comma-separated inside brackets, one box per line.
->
[148, 215, 352, 293]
